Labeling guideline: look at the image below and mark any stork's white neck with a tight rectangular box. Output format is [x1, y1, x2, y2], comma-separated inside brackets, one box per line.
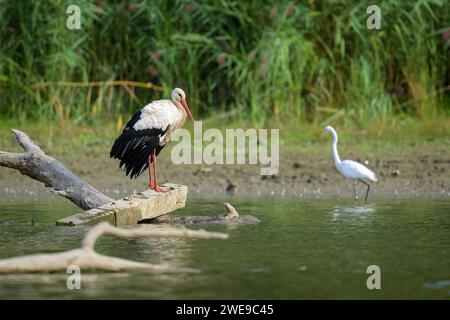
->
[173, 99, 186, 117]
[329, 128, 341, 166]
[169, 99, 187, 129]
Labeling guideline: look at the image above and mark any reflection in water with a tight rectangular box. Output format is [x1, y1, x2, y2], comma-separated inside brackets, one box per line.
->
[332, 204, 376, 222]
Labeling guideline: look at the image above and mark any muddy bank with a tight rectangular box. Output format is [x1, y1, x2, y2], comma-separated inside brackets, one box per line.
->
[0, 144, 449, 199]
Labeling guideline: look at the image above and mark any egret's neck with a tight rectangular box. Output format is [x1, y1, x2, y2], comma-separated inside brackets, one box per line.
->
[330, 131, 341, 166]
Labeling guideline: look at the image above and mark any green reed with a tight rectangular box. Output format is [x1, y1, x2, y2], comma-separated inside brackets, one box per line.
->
[0, 0, 448, 128]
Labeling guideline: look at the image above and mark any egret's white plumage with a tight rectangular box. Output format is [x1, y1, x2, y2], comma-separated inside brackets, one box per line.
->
[323, 125, 377, 202]
[337, 160, 378, 182]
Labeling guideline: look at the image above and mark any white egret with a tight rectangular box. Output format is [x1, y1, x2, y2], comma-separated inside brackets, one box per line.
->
[323, 126, 377, 202]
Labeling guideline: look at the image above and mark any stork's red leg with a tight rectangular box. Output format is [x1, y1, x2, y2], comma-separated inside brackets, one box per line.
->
[147, 155, 153, 189]
[152, 148, 167, 192]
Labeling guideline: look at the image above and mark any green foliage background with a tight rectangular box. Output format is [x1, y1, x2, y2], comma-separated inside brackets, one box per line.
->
[0, 0, 449, 127]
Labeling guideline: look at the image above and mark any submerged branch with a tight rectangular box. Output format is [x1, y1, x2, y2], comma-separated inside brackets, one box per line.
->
[0, 222, 228, 274]
[81, 222, 228, 249]
[151, 202, 261, 225]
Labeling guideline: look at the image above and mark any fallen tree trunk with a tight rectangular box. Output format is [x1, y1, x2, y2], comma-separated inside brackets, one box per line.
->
[0, 129, 112, 210]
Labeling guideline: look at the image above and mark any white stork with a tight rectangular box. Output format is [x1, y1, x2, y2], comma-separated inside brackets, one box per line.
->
[110, 88, 193, 192]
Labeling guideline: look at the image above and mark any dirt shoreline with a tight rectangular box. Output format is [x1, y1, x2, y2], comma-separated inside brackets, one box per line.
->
[0, 143, 448, 200]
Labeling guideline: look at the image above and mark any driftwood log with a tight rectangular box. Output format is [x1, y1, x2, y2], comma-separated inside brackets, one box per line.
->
[0, 129, 112, 210]
[0, 222, 228, 273]
[0, 129, 259, 225]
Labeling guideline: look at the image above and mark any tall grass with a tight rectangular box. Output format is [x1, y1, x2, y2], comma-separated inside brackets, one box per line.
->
[0, 0, 449, 127]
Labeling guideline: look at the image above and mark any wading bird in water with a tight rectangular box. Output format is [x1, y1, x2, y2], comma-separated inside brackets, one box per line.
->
[110, 88, 193, 192]
[323, 126, 377, 202]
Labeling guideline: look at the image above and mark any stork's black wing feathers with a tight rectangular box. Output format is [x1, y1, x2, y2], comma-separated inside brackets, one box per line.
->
[110, 111, 168, 179]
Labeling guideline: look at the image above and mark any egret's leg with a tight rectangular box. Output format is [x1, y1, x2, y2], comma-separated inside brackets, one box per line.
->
[147, 155, 153, 189]
[152, 149, 167, 193]
[358, 179, 370, 203]
[365, 184, 370, 203]
[353, 181, 359, 201]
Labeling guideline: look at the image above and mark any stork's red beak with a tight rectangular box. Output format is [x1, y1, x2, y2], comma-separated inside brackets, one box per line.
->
[181, 99, 193, 121]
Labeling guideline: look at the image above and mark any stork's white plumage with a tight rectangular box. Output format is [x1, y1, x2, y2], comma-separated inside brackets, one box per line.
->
[110, 88, 193, 192]
[323, 125, 377, 202]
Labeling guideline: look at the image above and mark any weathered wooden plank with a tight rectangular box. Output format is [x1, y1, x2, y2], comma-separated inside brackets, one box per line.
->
[56, 184, 187, 226]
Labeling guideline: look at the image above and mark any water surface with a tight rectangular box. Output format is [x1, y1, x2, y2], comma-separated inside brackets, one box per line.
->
[0, 195, 449, 299]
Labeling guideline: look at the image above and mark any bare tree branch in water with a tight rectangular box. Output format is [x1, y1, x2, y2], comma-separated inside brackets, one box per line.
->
[0, 222, 228, 274]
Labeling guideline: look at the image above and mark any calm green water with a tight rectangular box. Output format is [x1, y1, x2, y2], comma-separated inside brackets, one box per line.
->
[0, 195, 449, 299]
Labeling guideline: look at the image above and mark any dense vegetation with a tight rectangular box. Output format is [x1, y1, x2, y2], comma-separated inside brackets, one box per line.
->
[0, 0, 449, 127]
